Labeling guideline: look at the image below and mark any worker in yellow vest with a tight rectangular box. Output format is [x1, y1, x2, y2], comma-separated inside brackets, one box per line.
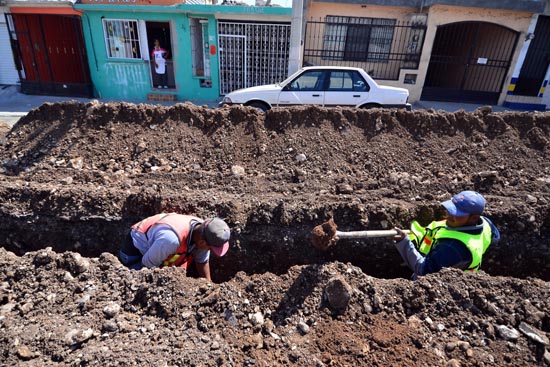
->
[393, 191, 500, 279]
[119, 213, 230, 282]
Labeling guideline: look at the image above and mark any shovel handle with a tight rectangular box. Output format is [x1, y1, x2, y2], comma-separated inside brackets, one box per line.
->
[335, 229, 410, 239]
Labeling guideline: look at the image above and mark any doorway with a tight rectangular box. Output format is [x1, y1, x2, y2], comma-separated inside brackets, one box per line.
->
[421, 21, 518, 104]
[5, 13, 92, 97]
[145, 21, 174, 89]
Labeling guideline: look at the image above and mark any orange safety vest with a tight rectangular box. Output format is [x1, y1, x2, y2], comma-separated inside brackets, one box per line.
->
[132, 213, 200, 269]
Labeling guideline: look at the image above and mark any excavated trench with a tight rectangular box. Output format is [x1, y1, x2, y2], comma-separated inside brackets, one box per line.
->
[0, 194, 549, 282]
[1, 102, 550, 282]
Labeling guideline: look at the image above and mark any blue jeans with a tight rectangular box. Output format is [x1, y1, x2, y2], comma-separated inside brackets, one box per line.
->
[119, 231, 143, 269]
[119, 250, 143, 270]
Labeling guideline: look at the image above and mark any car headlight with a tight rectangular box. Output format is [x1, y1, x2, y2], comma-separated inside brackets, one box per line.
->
[222, 96, 232, 104]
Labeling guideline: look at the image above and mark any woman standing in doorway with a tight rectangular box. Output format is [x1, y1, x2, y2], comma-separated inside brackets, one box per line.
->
[151, 39, 169, 88]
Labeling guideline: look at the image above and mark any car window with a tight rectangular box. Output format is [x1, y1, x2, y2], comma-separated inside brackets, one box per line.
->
[351, 71, 370, 92]
[288, 71, 325, 91]
[327, 71, 370, 92]
[328, 71, 354, 91]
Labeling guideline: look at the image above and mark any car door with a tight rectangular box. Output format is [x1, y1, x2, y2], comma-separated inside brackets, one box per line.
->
[324, 70, 370, 107]
[277, 70, 326, 106]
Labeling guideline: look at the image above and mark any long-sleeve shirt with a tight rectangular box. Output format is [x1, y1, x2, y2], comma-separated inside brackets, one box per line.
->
[394, 216, 500, 279]
[131, 222, 210, 268]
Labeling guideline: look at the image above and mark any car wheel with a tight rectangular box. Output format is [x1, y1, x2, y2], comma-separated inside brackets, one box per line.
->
[247, 102, 269, 113]
[361, 103, 382, 110]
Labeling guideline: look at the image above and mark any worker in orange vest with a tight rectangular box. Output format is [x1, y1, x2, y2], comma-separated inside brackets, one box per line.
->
[119, 213, 230, 282]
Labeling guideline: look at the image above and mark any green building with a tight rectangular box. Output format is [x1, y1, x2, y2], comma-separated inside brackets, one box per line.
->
[74, 0, 292, 102]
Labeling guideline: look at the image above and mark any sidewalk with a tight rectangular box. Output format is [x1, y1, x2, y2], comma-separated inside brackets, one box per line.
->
[412, 100, 512, 113]
[0, 84, 221, 126]
[0, 84, 523, 127]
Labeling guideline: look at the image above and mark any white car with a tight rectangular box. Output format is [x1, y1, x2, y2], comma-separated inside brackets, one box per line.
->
[220, 66, 411, 111]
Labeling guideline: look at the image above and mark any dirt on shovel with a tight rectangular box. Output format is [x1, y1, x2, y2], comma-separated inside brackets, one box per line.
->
[311, 218, 339, 251]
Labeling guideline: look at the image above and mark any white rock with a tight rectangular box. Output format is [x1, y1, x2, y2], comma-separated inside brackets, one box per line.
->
[103, 303, 121, 318]
[297, 321, 310, 334]
[525, 195, 538, 204]
[495, 325, 520, 340]
[231, 165, 245, 177]
[249, 312, 265, 326]
[65, 328, 94, 346]
[519, 322, 549, 345]
[69, 157, 84, 170]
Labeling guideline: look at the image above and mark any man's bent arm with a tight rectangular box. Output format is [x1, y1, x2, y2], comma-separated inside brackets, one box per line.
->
[196, 262, 212, 282]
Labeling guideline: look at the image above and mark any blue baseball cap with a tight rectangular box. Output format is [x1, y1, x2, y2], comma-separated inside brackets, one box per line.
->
[442, 191, 486, 216]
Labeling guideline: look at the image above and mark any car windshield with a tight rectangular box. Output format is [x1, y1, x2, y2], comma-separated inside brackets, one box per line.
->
[279, 68, 306, 86]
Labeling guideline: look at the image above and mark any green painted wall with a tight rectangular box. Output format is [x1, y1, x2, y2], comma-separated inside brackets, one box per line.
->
[76, 4, 291, 102]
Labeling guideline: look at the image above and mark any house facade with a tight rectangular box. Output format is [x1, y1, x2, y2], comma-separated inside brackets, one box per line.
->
[73, 0, 292, 102]
[3, 0, 93, 97]
[303, 0, 547, 106]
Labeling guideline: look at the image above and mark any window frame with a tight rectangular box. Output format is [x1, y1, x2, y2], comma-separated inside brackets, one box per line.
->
[322, 16, 396, 63]
[327, 70, 370, 92]
[103, 18, 142, 60]
[286, 70, 326, 92]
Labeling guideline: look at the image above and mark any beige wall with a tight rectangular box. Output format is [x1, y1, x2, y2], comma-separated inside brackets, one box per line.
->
[414, 5, 533, 104]
[306, 3, 422, 92]
[307, 2, 534, 104]
[307, 3, 414, 21]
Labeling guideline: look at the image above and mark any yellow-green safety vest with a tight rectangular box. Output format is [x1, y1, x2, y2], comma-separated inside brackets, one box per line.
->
[408, 218, 492, 272]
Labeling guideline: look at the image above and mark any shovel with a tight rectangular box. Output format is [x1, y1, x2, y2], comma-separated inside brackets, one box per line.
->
[311, 218, 409, 251]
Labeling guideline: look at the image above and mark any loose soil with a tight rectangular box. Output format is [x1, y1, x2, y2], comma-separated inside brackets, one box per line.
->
[0, 101, 549, 366]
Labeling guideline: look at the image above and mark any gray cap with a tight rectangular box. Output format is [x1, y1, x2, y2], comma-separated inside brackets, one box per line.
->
[202, 217, 230, 257]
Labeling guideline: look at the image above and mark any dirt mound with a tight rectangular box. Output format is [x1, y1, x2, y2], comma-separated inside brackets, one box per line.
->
[1, 248, 549, 366]
[1, 101, 550, 365]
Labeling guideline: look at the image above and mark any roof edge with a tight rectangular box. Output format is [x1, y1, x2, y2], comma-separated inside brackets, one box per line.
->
[311, 0, 546, 13]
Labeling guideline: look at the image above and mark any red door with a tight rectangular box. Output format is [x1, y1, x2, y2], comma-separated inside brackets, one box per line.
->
[8, 13, 92, 96]
[12, 14, 50, 83]
[41, 14, 90, 84]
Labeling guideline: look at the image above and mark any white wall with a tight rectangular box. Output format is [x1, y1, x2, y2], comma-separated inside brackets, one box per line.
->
[0, 8, 19, 85]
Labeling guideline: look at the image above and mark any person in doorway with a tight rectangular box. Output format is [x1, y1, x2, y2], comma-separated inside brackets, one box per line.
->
[393, 190, 500, 279]
[119, 213, 231, 282]
[151, 39, 169, 89]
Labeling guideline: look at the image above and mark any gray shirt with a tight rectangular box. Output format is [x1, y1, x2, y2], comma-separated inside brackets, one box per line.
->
[131, 221, 210, 268]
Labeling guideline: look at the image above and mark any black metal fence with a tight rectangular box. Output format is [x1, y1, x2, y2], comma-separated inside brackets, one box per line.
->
[303, 17, 427, 80]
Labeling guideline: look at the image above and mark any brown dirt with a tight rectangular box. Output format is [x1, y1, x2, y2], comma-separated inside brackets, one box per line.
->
[311, 217, 339, 251]
[0, 101, 549, 366]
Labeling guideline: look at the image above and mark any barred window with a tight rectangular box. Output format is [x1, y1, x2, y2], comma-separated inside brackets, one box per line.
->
[103, 19, 141, 59]
[322, 16, 395, 62]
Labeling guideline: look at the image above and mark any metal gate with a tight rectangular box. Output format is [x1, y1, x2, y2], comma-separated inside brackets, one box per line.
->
[5, 13, 93, 97]
[218, 22, 290, 95]
[422, 21, 518, 104]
